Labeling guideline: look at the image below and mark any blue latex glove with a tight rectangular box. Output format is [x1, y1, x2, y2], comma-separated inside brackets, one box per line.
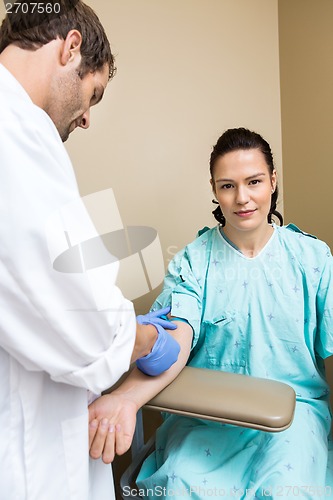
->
[136, 306, 177, 330]
[136, 323, 180, 376]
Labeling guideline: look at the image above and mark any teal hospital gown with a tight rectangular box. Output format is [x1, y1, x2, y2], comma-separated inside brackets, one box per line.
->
[137, 224, 333, 499]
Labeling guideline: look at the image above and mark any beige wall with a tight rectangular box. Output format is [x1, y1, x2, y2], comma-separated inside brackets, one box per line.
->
[279, 0, 333, 249]
[279, 0, 333, 419]
[2, 0, 331, 482]
[0, 0, 282, 311]
[67, 0, 283, 312]
[0, 0, 282, 482]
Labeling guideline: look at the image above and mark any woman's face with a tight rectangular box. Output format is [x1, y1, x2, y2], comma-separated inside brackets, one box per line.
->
[211, 148, 276, 237]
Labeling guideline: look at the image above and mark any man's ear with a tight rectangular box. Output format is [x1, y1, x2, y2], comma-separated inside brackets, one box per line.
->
[60, 29, 82, 66]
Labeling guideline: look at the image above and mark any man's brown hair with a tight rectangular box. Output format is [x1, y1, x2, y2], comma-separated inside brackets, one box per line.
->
[0, 0, 116, 79]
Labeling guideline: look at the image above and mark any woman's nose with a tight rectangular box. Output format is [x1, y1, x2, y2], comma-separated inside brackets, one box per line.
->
[236, 187, 250, 204]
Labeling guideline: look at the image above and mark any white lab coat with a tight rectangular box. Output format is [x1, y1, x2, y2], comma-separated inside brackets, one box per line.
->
[0, 64, 135, 500]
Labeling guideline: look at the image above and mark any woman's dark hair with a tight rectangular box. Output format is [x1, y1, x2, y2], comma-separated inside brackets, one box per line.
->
[0, 0, 116, 80]
[209, 127, 283, 226]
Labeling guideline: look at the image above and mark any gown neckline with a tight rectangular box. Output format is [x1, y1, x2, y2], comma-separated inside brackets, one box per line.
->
[217, 224, 277, 260]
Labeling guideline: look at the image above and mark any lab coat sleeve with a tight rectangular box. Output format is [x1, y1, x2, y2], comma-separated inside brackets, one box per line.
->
[0, 107, 136, 394]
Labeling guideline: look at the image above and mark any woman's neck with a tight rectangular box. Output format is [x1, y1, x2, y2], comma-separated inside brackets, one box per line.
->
[222, 223, 274, 258]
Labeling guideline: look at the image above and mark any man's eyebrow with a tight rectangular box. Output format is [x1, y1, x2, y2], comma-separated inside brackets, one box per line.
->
[94, 87, 105, 105]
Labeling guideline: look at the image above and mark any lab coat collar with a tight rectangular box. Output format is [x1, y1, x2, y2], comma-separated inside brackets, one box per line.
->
[0, 62, 33, 103]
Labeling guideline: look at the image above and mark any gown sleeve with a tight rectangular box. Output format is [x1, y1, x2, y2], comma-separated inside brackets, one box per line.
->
[151, 246, 203, 349]
[315, 244, 333, 359]
[0, 103, 136, 394]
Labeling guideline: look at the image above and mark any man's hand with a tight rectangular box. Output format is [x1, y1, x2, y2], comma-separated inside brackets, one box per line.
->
[132, 323, 158, 362]
[131, 306, 177, 363]
[89, 393, 138, 464]
[136, 307, 177, 330]
[136, 323, 180, 376]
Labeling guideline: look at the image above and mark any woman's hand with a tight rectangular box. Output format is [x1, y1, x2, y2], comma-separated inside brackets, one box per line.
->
[88, 393, 138, 464]
[88, 320, 193, 464]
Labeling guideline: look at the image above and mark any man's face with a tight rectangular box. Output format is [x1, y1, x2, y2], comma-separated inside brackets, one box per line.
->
[46, 62, 109, 142]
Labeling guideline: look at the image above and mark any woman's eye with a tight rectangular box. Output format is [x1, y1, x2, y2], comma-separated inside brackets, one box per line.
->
[221, 183, 233, 189]
[249, 179, 261, 185]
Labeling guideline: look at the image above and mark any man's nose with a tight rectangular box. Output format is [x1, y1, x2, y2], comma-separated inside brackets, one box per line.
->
[79, 109, 90, 129]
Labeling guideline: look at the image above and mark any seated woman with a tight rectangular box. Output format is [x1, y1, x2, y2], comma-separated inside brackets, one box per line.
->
[89, 127, 333, 499]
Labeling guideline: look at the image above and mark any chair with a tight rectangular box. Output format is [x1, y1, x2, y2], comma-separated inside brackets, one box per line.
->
[119, 366, 296, 499]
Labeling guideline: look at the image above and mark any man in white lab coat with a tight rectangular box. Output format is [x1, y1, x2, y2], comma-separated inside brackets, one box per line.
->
[0, 2, 179, 499]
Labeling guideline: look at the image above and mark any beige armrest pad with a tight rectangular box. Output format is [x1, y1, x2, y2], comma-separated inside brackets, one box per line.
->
[144, 366, 296, 432]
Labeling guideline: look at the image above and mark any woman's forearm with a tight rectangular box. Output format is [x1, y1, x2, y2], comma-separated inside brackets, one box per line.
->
[88, 321, 193, 463]
[112, 321, 193, 410]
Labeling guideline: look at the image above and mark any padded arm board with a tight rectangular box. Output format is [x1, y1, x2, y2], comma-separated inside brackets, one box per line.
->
[144, 366, 296, 432]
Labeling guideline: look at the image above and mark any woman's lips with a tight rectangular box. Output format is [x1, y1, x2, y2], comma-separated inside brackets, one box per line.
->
[235, 209, 256, 217]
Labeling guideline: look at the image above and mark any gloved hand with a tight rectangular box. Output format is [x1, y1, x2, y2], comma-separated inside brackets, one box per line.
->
[136, 323, 180, 376]
[136, 306, 177, 330]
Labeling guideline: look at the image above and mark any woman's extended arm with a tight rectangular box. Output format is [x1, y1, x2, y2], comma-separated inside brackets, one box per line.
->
[88, 320, 193, 463]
